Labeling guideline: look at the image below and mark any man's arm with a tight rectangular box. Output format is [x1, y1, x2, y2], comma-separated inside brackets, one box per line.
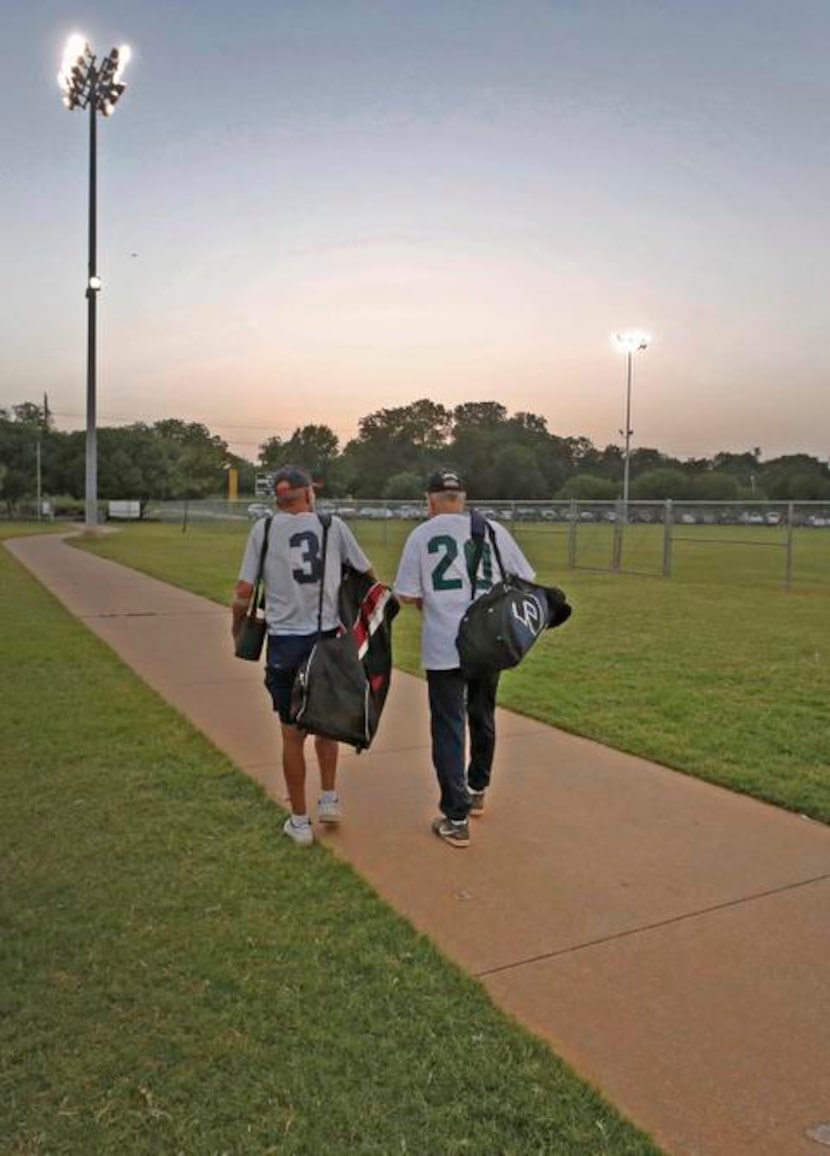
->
[336, 518, 375, 581]
[233, 518, 267, 637]
[231, 580, 254, 638]
[393, 530, 423, 610]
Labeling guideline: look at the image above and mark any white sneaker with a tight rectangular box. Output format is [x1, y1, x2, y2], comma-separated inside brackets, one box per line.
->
[317, 795, 342, 824]
[283, 817, 313, 846]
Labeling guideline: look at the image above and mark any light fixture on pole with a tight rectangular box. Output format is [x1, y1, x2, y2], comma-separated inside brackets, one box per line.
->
[58, 34, 131, 531]
[613, 331, 650, 517]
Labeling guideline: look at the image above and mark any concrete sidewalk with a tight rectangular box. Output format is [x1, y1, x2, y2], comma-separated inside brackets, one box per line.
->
[8, 533, 830, 1156]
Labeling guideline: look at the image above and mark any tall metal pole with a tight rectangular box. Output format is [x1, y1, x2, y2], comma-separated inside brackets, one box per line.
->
[622, 349, 633, 517]
[85, 67, 98, 532]
[36, 439, 42, 521]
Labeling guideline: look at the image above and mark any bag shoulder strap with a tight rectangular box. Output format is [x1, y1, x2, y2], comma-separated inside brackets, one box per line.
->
[315, 513, 332, 635]
[253, 516, 273, 611]
[483, 519, 507, 582]
[466, 509, 486, 598]
[467, 509, 506, 597]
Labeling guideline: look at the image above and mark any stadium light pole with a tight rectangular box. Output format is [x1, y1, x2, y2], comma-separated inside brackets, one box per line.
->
[58, 34, 131, 531]
[613, 331, 650, 518]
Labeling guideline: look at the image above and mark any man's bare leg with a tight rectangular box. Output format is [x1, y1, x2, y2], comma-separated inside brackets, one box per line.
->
[315, 736, 339, 793]
[281, 723, 308, 814]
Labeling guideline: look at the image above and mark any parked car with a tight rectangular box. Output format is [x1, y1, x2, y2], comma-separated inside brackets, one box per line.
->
[247, 502, 271, 519]
[357, 506, 393, 519]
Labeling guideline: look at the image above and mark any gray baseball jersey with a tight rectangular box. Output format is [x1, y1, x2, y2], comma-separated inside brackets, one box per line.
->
[239, 513, 371, 634]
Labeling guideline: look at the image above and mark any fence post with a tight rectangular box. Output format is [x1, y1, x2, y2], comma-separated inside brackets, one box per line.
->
[567, 499, 577, 569]
[785, 501, 794, 590]
[182, 500, 189, 534]
[662, 499, 673, 577]
[611, 498, 624, 571]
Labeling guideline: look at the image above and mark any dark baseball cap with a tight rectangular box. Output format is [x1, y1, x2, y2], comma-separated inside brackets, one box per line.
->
[426, 468, 465, 493]
[273, 465, 314, 490]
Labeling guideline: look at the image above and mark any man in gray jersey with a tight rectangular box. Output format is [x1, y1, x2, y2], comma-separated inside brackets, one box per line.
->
[394, 468, 535, 848]
[233, 466, 374, 846]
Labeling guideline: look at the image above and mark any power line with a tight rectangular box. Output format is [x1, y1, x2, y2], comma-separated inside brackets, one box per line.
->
[41, 409, 361, 447]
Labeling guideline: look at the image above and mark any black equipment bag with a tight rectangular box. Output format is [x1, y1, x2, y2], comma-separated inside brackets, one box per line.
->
[456, 510, 572, 678]
[290, 516, 384, 752]
[292, 630, 376, 751]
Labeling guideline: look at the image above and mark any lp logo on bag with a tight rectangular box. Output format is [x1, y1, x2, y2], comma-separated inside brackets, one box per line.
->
[511, 595, 544, 636]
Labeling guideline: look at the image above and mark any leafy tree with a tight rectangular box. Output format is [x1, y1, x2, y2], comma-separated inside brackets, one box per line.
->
[258, 436, 285, 470]
[276, 425, 340, 486]
[761, 455, 830, 500]
[694, 471, 741, 501]
[97, 426, 175, 507]
[628, 447, 671, 477]
[446, 426, 499, 497]
[345, 399, 452, 496]
[489, 444, 548, 499]
[0, 412, 38, 501]
[565, 436, 603, 473]
[10, 401, 52, 430]
[152, 420, 229, 499]
[630, 468, 695, 500]
[360, 399, 451, 451]
[451, 401, 508, 433]
[0, 467, 27, 515]
[383, 471, 423, 500]
[712, 450, 761, 481]
[557, 474, 618, 500]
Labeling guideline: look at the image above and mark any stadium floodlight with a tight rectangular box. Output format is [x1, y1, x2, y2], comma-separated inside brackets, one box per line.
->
[58, 33, 132, 531]
[613, 331, 650, 517]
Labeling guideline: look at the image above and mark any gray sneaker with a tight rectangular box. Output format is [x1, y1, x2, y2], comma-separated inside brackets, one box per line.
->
[432, 817, 470, 848]
[317, 795, 341, 824]
[469, 790, 486, 817]
[283, 817, 314, 846]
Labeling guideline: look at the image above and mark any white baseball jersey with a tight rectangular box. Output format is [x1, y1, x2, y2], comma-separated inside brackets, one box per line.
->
[394, 512, 535, 670]
[239, 513, 371, 634]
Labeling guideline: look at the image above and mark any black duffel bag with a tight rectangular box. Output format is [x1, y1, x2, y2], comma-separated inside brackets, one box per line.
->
[291, 631, 376, 751]
[456, 511, 572, 678]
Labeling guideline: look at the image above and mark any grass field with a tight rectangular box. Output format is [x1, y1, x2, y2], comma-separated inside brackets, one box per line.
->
[1, 523, 660, 1154]
[76, 517, 830, 823]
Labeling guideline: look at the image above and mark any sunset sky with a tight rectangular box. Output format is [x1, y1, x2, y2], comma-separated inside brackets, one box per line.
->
[4, 0, 830, 463]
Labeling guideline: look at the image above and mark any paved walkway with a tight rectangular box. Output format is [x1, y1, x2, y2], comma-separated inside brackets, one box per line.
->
[8, 533, 830, 1156]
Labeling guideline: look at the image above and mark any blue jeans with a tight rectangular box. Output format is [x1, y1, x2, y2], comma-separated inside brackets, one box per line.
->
[426, 668, 500, 821]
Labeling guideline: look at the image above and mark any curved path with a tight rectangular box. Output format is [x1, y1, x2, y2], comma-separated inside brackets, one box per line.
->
[8, 533, 830, 1156]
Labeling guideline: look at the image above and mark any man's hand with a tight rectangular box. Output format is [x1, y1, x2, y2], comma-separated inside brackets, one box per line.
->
[231, 581, 254, 637]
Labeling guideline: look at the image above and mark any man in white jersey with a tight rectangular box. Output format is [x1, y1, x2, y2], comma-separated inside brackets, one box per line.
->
[232, 466, 374, 846]
[394, 469, 535, 847]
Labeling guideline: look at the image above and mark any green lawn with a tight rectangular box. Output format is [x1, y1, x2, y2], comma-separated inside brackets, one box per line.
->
[77, 518, 830, 823]
[1, 527, 659, 1154]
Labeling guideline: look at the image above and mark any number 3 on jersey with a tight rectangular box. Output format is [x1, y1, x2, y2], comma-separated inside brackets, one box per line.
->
[428, 535, 492, 592]
[289, 531, 323, 584]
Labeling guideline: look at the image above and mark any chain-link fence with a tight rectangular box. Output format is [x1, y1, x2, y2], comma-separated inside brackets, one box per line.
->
[7, 496, 828, 590]
[131, 497, 830, 591]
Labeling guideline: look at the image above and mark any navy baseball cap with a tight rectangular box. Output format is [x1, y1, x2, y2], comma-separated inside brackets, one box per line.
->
[426, 468, 464, 493]
[273, 465, 314, 490]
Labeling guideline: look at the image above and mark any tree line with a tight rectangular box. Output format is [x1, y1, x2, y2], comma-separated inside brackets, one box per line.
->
[2, 397, 829, 515]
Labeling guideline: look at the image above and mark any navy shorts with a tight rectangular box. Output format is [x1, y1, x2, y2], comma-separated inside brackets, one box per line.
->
[264, 631, 335, 724]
